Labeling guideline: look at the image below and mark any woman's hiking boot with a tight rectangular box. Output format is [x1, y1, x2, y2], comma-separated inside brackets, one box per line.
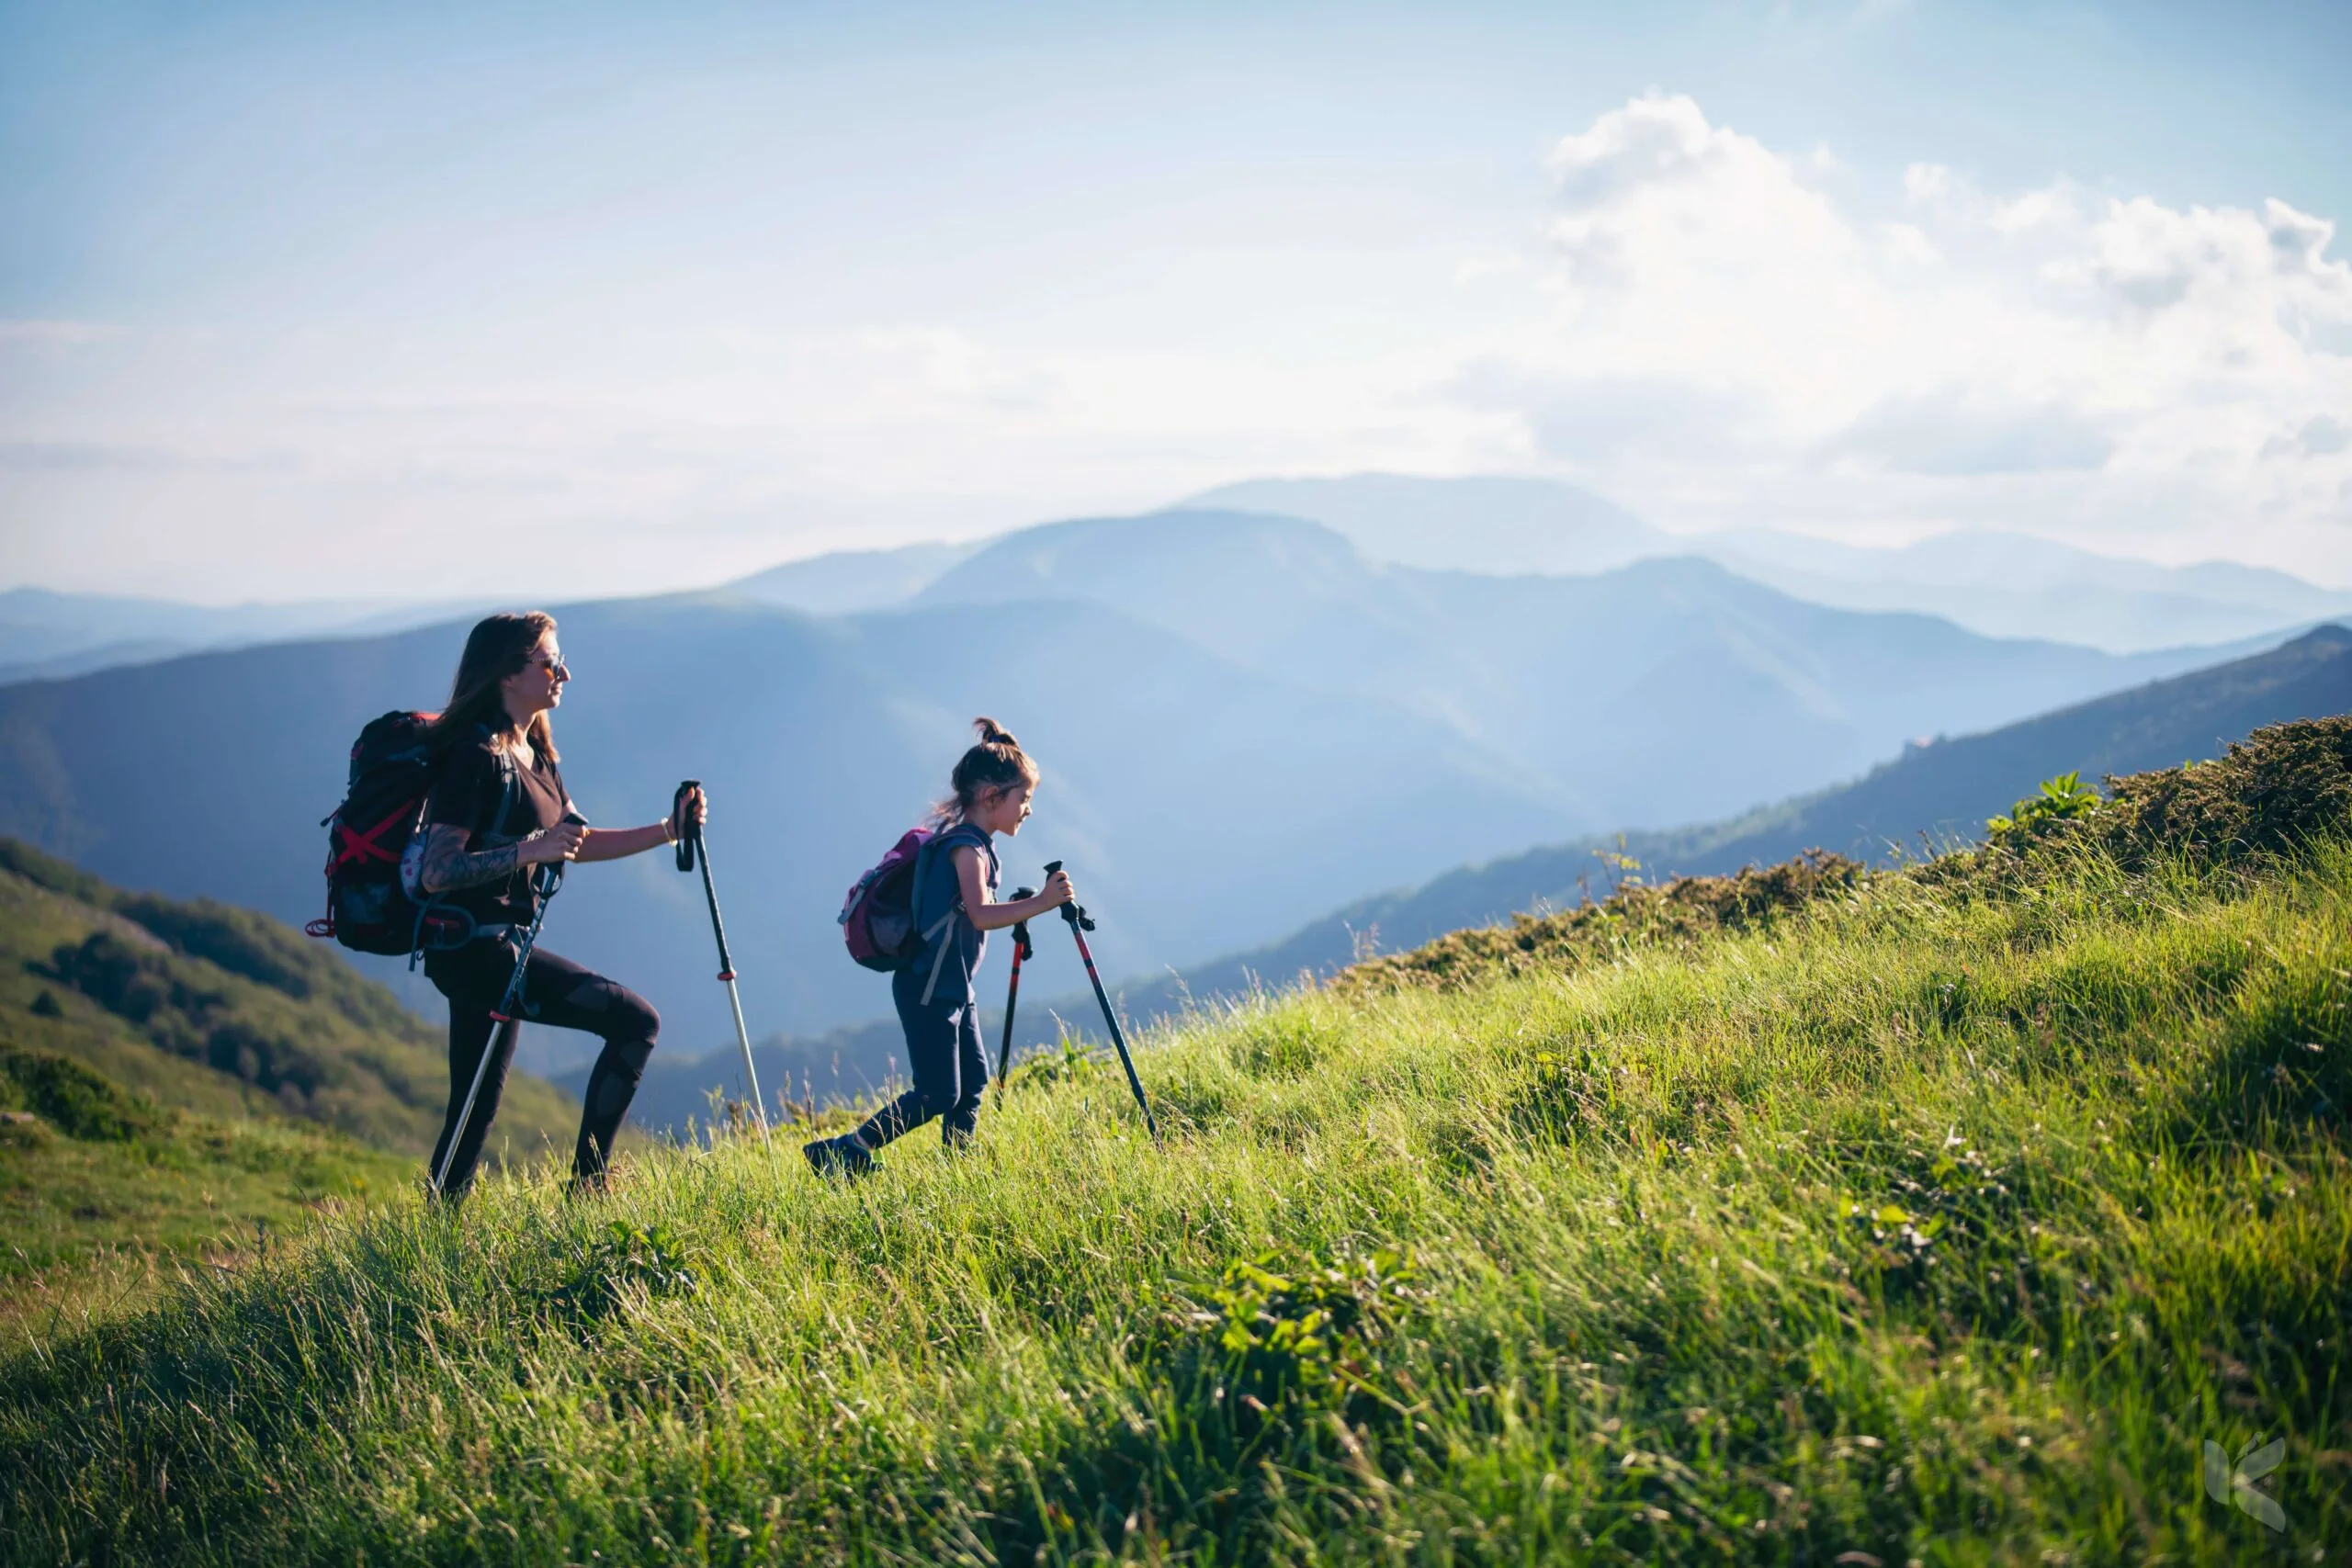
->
[802, 1134, 876, 1181]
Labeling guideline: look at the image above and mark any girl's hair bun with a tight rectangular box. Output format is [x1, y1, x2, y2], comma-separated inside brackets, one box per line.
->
[933, 716, 1040, 826]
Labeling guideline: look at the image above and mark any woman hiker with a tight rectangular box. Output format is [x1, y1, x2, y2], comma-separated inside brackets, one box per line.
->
[411, 610, 704, 1200]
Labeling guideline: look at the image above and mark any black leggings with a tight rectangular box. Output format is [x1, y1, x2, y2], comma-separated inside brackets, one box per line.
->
[424, 941, 660, 1196]
[854, 988, 987, 1150]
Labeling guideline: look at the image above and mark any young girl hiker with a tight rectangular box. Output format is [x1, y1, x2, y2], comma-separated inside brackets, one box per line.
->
[413, 611, 706, 1200]
[804, 717, 1073, 1177]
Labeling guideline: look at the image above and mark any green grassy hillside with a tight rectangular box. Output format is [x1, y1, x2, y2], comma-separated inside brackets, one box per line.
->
[0, 837, 574, 1156]
[0, 1042, 409, 1290]
[0, 840, 577, 1314]
[3, 728, 2347, 1562]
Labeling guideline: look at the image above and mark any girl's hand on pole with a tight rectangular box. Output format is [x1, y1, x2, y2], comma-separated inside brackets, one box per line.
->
[521, 822, 587, 865]
[1043, 868, 1075, 908]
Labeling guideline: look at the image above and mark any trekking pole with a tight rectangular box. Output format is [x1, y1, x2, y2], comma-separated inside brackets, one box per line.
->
[1043, 860, 1159, 1140]
[993, 887, 1035, 1099]
[675, 781, 768, 1138]
[434, 858, 562, 1196]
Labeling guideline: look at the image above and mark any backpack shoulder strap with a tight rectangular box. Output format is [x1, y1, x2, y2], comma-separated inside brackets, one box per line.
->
[459, 726, 526, 848]
[939, 823, 996, 889]
[910, 823, 986, 931]
[909, 830, 944, 934]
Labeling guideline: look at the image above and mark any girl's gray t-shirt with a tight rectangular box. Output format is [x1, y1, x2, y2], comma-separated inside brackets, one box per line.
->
[902, 822, 1000, 1009]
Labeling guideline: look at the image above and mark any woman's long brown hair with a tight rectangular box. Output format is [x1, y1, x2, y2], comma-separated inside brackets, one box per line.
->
[427, 611, 560, 761]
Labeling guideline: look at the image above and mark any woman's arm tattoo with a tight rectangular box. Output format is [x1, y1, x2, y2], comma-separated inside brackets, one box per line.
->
[415, 824, 524, 895]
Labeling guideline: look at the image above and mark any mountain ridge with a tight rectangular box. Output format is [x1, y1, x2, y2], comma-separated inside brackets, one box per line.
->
[1175, 472, 2352, 652]
[3, 506, 2316, 1066]
[1138, 620, 2352, 1007]
[0, 583, 1583, 1059]
[607, 622, 2352, 1134]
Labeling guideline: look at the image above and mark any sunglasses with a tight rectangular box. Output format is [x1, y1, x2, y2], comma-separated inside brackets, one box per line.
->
[528, 653, 571, 682]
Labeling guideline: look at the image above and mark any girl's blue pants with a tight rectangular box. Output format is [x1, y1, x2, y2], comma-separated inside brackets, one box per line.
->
[855, 975, 987, 1148]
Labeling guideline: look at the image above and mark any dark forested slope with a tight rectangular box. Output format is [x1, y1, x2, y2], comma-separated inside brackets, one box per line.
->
[0, 838, 573, 1156]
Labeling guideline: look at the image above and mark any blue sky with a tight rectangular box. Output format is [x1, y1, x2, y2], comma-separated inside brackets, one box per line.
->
[3, 0, 2348, 601]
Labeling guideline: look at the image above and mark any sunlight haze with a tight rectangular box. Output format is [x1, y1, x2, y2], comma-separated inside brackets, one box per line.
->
[3, 0, 2348, 600]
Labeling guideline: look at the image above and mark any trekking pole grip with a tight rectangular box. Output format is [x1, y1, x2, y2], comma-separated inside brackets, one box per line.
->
[1042, 860, 1094, 931]
[1008, 886, 1036, 959]
[673, 780, 699, 873]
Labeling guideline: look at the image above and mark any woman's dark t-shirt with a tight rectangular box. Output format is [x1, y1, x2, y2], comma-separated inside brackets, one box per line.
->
[423, 732, 574, 925]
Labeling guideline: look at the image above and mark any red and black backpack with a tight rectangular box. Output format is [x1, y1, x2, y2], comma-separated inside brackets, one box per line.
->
[306, 712, 510, 959]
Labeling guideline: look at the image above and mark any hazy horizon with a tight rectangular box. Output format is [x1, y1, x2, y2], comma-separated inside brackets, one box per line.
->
[6, 1, 2349, 602]
[12, 477, 2351, 612]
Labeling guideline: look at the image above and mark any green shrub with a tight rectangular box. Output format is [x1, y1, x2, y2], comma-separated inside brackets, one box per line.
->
[1191, 1245, 1419, 1411]
[0, 1041, 151, 1142]
[1340, 848, 1865, 993]
[1003, 1033, 1106, 1091]
[1986, 769, 2103, 840]
[548, 1219, 708, 1321]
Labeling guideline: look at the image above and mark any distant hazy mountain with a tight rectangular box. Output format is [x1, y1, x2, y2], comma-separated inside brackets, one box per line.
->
[0, 638, 205, 686]
[1184, 472, 2352, 653]
[0, 589, 1577, 1067]
[4, 507, 2306, 1078]
[616, 620, 2352, 1133]
[1703, 528, 2352, 653]
[1177, 474, 1667, 576]
[920, 508, 2269, 829]
[729, 540, 983, 615]
[1146, 621, 2352, 1002]
[0, 588, 481, 680]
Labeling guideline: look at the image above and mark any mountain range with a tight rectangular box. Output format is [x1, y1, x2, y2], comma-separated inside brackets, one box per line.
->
[912, 509, 2267, 828]
[0, 579, 1575, 1065]
[1126, 620, 2352, 1005]
[16, 474, 2346, 682]
[731, 541, 984, 615]
[2, 495, 2335, 1077]
[0, 588, 483, 684]
[603, 620, 2352, 1135]
[1177, 474, 2352, 654]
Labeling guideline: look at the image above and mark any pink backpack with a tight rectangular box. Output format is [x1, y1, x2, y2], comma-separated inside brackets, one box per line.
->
[838, 828, 935, 971]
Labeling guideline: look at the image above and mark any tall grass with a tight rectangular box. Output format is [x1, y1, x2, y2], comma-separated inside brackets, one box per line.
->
[3, 839, 2346, 1564]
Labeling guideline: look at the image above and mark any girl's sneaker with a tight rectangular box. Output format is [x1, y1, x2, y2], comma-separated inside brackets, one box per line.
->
[802, 1134, 876, 1180]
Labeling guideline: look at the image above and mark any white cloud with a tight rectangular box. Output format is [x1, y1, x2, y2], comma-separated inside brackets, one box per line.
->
[2265, 413, 2350, 459]
[1882, 222, 1939, 266]
[1440, 93, 2352, 572]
